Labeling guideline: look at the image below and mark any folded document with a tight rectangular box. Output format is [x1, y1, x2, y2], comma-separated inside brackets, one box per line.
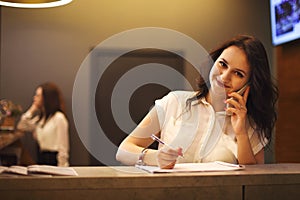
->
[136, 161, 245, 173]
[0, 165, 78, 176]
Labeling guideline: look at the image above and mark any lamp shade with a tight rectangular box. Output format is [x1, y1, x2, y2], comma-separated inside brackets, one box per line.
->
[0, 0, 72, 8]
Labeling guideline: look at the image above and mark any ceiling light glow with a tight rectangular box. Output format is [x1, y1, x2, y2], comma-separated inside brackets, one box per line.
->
[0, 0, 73, 8]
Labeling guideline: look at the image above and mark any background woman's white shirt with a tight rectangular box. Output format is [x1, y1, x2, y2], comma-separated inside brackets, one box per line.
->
[17, 111, 69, 167]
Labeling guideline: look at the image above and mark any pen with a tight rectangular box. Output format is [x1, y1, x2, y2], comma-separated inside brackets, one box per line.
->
[151, 134, 183, 156]
[151, 134, 173, 149]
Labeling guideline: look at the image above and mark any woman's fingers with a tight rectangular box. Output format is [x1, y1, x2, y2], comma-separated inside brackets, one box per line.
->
[226, 87, 250, 116]
[157, 147, 182, 169]
[160, 160, 176, 169]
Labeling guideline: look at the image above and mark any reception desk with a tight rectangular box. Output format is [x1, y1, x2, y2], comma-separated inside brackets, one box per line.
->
[0, 163, 299, 200]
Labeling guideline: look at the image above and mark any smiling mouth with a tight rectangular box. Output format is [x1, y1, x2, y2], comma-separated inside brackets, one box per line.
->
[216, 79, 231, 89]
[216, 80, 225, 87]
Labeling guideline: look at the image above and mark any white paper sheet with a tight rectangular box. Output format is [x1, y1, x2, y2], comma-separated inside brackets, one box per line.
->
[135, 161, 245, 173]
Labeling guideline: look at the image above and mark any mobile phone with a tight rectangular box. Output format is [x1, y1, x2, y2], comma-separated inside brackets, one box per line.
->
[226, 83, 249, 115]
[235, 83, 249, 96]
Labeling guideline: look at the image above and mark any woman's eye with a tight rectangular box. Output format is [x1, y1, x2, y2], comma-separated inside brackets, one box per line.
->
[219, 61, 227, 67]
[235, 71, 244, 78]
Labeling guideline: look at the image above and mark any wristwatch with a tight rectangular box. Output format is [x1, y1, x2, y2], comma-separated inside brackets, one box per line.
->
[136, 148, 149, 166]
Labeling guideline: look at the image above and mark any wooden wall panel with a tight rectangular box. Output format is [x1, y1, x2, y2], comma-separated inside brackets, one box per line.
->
[276, 39, 300, 163]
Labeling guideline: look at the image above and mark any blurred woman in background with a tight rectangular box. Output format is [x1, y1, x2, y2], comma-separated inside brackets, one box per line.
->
[17, 82, 69, 167]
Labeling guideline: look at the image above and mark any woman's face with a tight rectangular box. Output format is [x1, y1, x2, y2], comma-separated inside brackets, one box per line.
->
[33, 87, 43, 109]
[209, 45, 251, 96]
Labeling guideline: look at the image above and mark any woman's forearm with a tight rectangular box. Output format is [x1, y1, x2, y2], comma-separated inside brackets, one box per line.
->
[236, 133, 257, 164]
[116, 137, 159, 166]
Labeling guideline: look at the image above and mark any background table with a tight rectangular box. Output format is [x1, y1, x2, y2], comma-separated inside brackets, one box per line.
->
[0, 131, 24, 165]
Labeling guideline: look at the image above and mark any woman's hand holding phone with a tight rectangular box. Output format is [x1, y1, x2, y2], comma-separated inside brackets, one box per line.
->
[226, 84, 250, 136]
[226, 83, 249, 116]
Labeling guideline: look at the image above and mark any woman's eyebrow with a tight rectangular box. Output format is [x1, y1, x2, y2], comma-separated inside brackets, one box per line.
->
[220, 58, 229, 65]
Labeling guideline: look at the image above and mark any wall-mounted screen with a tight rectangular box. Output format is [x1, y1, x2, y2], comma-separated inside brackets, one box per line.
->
[270, 0, 300, 45]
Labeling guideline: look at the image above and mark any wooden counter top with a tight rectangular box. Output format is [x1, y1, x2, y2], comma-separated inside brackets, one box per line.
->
[0, 163, 299, 200]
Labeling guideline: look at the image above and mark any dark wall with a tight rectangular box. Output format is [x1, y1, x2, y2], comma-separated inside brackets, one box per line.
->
[276, 39, 300, 163]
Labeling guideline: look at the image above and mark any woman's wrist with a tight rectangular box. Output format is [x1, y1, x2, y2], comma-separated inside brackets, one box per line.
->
[235, 132, 249, 141]
[136, 148, 149, 166]
[143, 149, 158, 166]
[234, 125, 248, 137]
[29, 104, 38, 113]
[23, 109, 34, 118]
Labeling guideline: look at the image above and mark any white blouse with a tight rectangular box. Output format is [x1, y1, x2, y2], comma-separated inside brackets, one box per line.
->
[155, 91, 267, 164]
[17, 111, 69, 166]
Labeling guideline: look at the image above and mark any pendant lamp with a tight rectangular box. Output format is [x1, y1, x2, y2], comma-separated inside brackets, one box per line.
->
[0, 0, 72, 8]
